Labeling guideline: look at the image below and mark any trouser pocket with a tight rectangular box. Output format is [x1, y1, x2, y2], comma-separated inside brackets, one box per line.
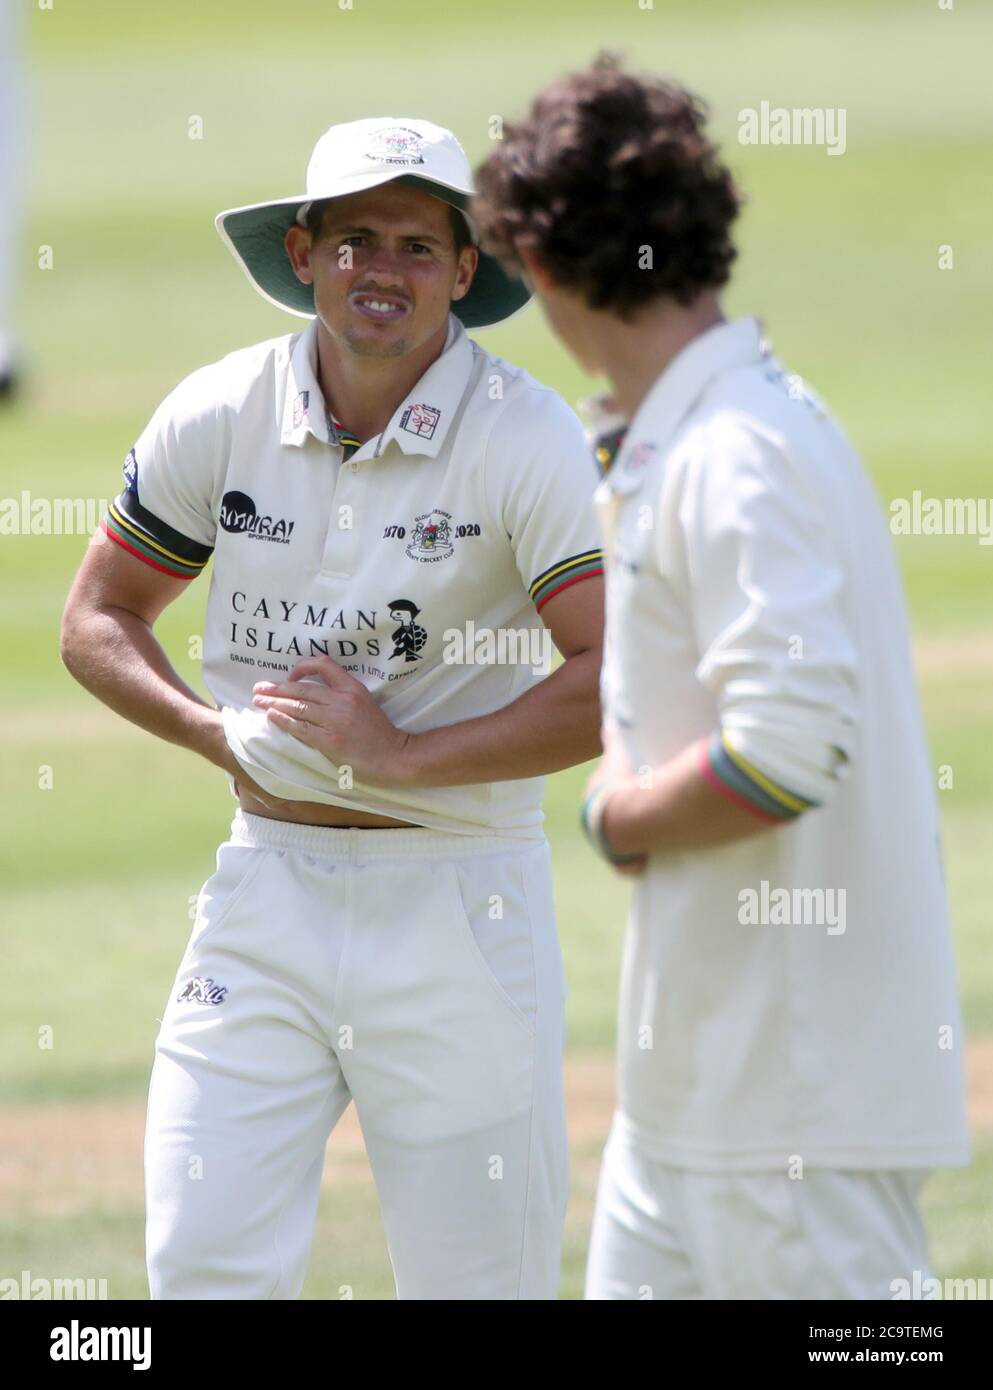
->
[444, 855, 538, 1036]
[186, 842, 268, 958]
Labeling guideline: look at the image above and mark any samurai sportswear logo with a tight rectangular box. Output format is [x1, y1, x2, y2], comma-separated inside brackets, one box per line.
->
[365, 125, 426, 166]
[219, 490, 295, 544]
[123, 448, 138, 495]
[389, 599, 428, 663]
[400, 402, 441, 440]
[177, 977, 228, 1006]
[406, 509, 454, 561]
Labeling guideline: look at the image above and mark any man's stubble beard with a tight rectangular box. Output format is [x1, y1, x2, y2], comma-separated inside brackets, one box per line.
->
[342, 327, 410, 359]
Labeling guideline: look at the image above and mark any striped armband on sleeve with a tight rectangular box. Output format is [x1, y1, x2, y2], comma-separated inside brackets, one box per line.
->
[100, 490, 213, 580]
[697, 729, 819, 824]
[529, 549, 604, 613]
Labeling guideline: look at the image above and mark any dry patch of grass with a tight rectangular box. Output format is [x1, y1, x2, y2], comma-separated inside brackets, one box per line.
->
[3, 1043, 991, 1217]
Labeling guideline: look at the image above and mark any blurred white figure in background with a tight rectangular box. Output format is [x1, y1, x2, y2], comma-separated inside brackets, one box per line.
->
[0, 0, 25, 399]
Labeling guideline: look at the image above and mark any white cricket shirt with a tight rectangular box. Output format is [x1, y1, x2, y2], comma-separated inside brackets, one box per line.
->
[102, 315, 603, 836]
[596, 316, 969, 1170]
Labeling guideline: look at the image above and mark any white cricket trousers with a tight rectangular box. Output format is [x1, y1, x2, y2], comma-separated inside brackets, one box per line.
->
[145, 811, 568, 1300]
[585, 1120, 934, 1300]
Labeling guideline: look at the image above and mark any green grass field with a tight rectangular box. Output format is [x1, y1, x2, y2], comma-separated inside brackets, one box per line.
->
[1, 0, 991, 1298]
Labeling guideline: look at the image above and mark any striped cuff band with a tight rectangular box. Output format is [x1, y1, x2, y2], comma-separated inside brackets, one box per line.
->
[699, 730, 819, 823]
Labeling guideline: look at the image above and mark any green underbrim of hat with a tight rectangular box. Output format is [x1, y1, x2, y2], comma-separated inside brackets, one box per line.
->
[216, 175, 530, 330]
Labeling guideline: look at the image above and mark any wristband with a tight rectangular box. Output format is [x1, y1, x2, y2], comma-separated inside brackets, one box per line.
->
[580, 778, 644, 866]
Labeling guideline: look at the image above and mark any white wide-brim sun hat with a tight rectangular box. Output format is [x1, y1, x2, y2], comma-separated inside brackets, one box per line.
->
[214, 117, 529, 330]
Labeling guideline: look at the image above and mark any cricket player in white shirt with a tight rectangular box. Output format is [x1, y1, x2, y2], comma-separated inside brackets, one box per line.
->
[0, 0, 25, 397]
[474, 55, 970, 1299]
[59, 117, 605, 1300]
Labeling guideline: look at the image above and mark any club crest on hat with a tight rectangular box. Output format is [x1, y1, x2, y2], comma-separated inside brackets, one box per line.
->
[365, 125, 426, 167]
[214, 115, 532, 328]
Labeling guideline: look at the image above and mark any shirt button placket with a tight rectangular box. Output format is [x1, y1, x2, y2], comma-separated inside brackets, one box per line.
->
[321, 452, 362, 576]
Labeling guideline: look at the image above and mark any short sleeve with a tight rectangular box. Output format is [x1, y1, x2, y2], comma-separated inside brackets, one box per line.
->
[485, 387, 604, 614]
[100, 368, 222, 580]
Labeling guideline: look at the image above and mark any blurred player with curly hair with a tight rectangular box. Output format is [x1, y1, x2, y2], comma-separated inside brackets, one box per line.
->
[474, 53, 969, 1300]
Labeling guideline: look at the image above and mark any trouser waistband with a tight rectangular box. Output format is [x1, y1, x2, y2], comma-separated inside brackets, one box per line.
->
[229, 809, 544, 863]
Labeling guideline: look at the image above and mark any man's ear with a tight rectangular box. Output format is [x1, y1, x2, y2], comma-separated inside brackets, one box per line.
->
[516, 244, 556, 295]
[284, 225, 315, 286]
[451, 244, 480, 303]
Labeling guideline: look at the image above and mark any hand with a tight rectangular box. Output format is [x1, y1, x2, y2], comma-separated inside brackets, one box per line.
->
[192, 706, 298, 814]
[598, 782, 648, 877]
[583, 726, 649, 876]
[583, 721, 635, 803]
[250, 656, 413, 787]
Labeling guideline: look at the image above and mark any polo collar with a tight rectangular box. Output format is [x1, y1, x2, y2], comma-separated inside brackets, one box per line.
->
[280, 314, 474, 459]
[374, 315, 473, 460]
[281, 316, 330, 447]
[607, 316, 767, 494]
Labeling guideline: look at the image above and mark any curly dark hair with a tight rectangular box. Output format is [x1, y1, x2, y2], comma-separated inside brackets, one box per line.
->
[472, 52, 742, 317]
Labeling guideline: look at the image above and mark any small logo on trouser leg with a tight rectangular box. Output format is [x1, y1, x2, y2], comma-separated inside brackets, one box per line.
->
[177, 977, 229, 1006]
